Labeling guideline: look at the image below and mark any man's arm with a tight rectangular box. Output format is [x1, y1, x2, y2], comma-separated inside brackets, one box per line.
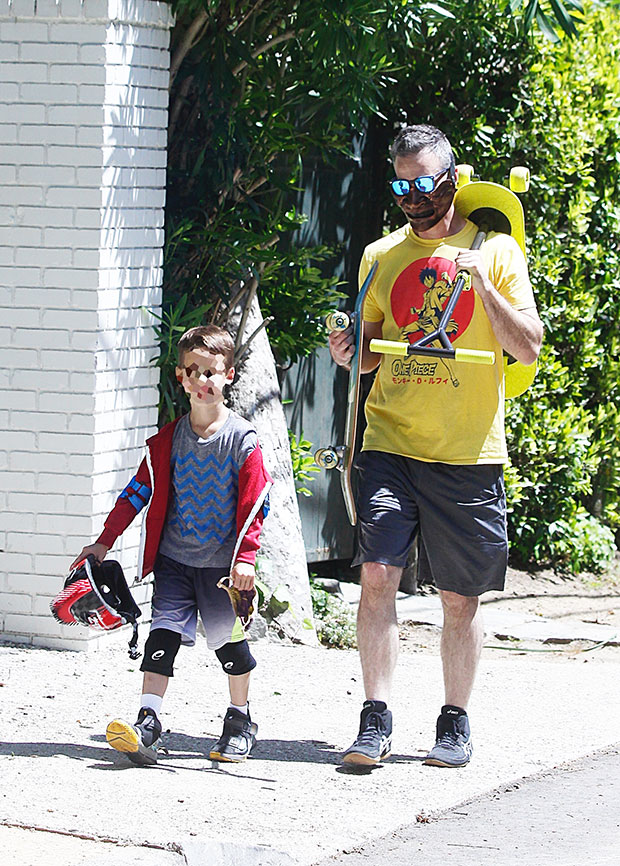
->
[455, 248, 543, 366]
[328, 319, 384, 373]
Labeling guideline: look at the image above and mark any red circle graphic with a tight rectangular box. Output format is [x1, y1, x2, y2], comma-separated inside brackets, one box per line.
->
[390, 256, 475, 344]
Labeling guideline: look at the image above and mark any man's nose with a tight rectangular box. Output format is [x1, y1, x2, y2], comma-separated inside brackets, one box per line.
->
[402, 187, 425, 205]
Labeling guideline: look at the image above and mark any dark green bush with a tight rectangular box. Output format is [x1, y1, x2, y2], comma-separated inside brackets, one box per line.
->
[502, 3, 620, 570]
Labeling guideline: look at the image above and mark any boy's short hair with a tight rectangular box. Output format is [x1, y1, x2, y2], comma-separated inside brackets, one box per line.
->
[177, 325, 235, 370]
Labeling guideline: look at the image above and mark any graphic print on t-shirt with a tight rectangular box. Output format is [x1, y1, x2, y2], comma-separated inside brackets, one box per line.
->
[168, 451, 236, 546]
[389, 255, 475, 389]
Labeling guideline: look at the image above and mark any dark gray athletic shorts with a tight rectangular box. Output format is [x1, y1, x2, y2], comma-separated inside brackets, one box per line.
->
[353, 450, 508, 596]
[150, 554, 241, 649]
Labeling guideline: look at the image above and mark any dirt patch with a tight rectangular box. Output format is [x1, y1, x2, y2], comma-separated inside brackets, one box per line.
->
[485, 562, 620, 626]
[399, 561, 620, 661]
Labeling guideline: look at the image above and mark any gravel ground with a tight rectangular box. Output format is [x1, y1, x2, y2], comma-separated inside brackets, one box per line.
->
[2, 591, 620, 865]
[1, 565, 619, 864]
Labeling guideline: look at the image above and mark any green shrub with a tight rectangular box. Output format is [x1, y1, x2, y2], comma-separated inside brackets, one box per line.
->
[501, 1, 620, 569]
[310, 580, 357, 649]
[288, 430, 321, 497]
[545, 510, 616, 574]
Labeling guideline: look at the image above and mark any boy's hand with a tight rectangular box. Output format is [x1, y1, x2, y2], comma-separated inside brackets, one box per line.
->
[70, 543, 109, 571]
[231, 561, 255, 591]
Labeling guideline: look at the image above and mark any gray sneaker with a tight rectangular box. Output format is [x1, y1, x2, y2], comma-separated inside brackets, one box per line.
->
[106, 707, 162, 766]
[424, 706, 473, 767]
[342, 700, 393, 766]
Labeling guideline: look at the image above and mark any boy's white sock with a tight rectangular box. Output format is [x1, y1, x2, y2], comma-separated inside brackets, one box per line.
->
[140, 693, 163, 716]
[229, 702, 248, 715]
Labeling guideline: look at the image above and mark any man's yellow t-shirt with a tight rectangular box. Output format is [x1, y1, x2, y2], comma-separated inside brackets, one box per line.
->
[360, 220, 536, 465]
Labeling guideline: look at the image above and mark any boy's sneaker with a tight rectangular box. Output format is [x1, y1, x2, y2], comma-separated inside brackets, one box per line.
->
[209, 707, 258, 762]
[106, 707, 162, 767]
[424, 706, 473, 768]
[342, 700, 392, 766]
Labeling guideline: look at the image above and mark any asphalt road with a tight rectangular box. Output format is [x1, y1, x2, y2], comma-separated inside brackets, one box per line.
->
[321, 746, 620, 866]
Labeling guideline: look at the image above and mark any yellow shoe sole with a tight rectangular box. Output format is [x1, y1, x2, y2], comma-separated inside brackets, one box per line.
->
[209, 747, 252, 762]
[106, 719, 158, 766]
[106, 719, 140, 753]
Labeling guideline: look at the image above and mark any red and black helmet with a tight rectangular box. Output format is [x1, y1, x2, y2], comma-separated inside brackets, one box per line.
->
[51, 555, 142, 658]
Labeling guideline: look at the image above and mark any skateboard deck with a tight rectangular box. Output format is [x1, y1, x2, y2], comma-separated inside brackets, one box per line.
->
[453, 165, 536, 398]
[315, 260, 378, 525]
[370, 165, 537, 398]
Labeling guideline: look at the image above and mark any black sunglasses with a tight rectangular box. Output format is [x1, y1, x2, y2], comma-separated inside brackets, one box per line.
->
[390, 166, 452, 197]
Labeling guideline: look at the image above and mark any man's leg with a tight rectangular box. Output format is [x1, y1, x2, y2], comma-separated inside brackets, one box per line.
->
[424, 590, 482, 768]
[438, 590, 483, 709]
[342, 562, 401, 765]
[357, 562, 403, 702]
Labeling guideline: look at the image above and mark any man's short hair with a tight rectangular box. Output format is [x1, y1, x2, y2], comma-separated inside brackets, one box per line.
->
[177, 325, 235, 370]
[390, 124, 455, 178]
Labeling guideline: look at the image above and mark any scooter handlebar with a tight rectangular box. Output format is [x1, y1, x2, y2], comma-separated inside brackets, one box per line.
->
[369, 339, 495, 366]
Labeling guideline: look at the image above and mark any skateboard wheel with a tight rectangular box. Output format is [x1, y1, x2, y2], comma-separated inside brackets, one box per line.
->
[456, 164, 474, 189]
[325, 311, 350, 332]
[509, 166, 530, 193]
[314, 447, 339, 470]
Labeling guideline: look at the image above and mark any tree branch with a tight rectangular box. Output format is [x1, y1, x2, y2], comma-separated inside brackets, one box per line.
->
[170, 10, 210, 88]
[234, 277, 259, 352]
[234, 316, 275, 365]
[231, 29, 297, 76]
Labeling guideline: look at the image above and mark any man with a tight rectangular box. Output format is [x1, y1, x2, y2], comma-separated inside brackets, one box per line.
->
[329, 124, 542, 768]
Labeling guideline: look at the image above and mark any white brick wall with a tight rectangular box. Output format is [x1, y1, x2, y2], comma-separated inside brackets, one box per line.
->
[0, 0, 174, 649]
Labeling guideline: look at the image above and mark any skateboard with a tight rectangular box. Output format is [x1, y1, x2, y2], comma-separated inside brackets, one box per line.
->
[370, 165, 537, 398]
[314, 260, 378, 525]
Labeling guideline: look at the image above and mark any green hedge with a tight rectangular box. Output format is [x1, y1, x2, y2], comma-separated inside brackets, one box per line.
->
[502, 3, 620, 571]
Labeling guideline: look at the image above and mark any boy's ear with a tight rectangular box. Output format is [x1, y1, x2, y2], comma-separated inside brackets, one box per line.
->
[175, 366, 184, 384]
[226, 365, 235, 383]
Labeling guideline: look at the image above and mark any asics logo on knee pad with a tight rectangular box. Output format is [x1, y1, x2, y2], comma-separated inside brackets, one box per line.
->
[142, 629, 181, 677]
[215, 640, 257, 676]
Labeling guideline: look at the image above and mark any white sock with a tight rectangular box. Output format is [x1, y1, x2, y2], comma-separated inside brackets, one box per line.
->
[140, 693, 163, 716]
[229, 702, 248, 715]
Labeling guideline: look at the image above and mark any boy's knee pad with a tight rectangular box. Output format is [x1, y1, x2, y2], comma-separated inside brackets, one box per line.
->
[140, 628, 182, 677]
[215, 640, 256, 676]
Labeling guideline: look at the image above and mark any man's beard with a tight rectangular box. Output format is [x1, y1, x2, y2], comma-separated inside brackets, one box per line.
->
[404, 180, 455, 232]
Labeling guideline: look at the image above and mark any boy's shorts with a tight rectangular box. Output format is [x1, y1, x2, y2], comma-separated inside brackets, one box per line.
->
[353, 450, 508, 597]
[150, 554, 243, 649]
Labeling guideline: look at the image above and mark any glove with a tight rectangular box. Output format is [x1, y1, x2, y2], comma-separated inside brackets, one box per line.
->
[217, 576, 256, 629]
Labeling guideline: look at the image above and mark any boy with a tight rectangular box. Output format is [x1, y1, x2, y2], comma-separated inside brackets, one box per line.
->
[71, 325, 272, 766]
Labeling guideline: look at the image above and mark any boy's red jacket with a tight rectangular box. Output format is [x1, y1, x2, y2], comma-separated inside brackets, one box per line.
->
[96, 417, 273, 580]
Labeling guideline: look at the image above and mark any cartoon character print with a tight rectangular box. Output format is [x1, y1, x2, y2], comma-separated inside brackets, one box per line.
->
[390, 256, 474, 388]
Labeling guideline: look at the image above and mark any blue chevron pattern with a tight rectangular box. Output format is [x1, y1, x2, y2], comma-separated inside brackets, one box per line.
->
[167, 451, 237, 546]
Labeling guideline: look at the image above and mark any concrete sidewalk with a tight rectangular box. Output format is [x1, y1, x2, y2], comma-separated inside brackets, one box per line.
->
[2, 603, 620, 866]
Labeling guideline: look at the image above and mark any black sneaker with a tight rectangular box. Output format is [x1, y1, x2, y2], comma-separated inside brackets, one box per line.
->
[106, 707, 162, 766]
[342, 700, 392, 766]
[424, 706, 473, 767]
[209, 707, 258, 762]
